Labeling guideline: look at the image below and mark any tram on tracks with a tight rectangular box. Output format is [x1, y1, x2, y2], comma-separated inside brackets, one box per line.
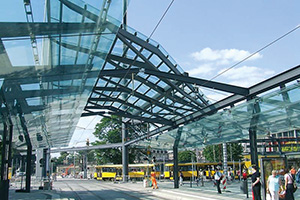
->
[94, 163, 160, 181]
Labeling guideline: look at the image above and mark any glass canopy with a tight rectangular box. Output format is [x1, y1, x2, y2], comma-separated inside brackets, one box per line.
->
[137, 81, 300, 150]
[1, 0, 299, 153]
[0, 0, 128, 149]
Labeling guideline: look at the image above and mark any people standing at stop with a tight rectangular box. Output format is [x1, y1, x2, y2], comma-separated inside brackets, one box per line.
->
[214, 167, 223, 194]
[243, 169, 248, 180]
[251, 166, 262, 200]
[290, 166, 296, 180]
[284, 168, 295, 200]
[267, 170, 281, 200]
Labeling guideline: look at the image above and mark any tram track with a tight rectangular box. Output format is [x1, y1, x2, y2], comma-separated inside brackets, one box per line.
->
[64, 180, 105, 200]
[92, 180, 170, 200]
[62, 179, 169, 200]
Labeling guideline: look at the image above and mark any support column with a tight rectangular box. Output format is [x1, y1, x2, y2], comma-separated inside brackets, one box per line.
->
[35, 148, 43, 180]
[122, 122, 129, 182]
[248, 100, 260, 167]
[25, 143, 32, 192]
[17, 103, 32, 192]
[83, 151, 87, 179]
[45, 148, 50, 179]
[223, 143, 228, 178]
[173, 126, 183, 189]
[121, 0, 129, 183]
[0, 119, 13, 200]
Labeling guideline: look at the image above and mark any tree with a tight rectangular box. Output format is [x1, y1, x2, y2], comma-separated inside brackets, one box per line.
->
[203, 143, 243, 162]
[178, 150, 196, 163]
[56, 151, 69, 165]
[92, 115, 141, 164]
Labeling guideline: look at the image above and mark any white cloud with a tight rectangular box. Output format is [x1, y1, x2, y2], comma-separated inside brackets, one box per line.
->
[218, 65, 275, 87]
[187, 63, 215, 76]
[191, 47, 262, 64]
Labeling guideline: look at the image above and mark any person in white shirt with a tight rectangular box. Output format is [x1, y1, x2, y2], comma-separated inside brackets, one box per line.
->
[214, 167, 223, 194]
[267, 170, 281, 200]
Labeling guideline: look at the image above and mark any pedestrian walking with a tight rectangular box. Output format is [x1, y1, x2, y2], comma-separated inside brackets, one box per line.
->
[251, 166, 262, 200]
[214, 167, 223, 194]
[151, 172, 158, 189]
[179, 171, 184, 186]
[267, 170, 281, 200]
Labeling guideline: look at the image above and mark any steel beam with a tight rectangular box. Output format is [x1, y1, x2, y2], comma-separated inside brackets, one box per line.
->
[104, 59, 201, 110]
[99, 68, 249, 95]
[0, 89, 13, 200]
[88, 93, 168, 122]
[16, 103, 32, 192]
[122, 122, 129, 182]
[0, 122, 10, 200]
[83, 104, 173, 125]
[125, 65, 300, 147]
[144, 69, 249, 96]
[97, 76, 182, 116]
[4, 88, 81, 100]
[51, 143, 122, 153]
[174, 64, 300, 126]
[173, 127, 183, 189]
[117, 31, 207, 108]
[0, 22, 97, 38]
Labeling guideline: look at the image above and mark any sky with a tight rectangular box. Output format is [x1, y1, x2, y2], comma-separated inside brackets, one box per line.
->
[126, 1, 300, 91]
[1, 0, 300, 147]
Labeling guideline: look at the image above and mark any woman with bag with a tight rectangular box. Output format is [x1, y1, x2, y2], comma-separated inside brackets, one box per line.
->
[284, 168, 294, 200]
[267, 170, 281, 200]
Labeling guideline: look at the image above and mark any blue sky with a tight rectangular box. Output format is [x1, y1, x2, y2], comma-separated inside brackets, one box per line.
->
[126, 0, 300, 102]
[127, 1, 299, 82]
[1, 0, 300, 147]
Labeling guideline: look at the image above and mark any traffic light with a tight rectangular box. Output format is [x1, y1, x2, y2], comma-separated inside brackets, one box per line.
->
[36, 133, 43, 141]
[39, 158, 45, 167]
[152, 156, 156, 163]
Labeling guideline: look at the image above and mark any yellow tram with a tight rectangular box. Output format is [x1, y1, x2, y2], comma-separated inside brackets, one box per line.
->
[95, 163, 160, 181]
[164, 161, 244, 180]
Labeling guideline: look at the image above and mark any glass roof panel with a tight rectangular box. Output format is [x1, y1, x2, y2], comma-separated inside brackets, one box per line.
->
[140, 48, 152, 59]
[137, 82, 300, 150]
[158, 63, 170, 73]
[136, 84, 150, 94]
[149, 54, 162, 67]
[0, 0, 127, 149]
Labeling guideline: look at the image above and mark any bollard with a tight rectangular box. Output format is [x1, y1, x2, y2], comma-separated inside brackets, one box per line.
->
[245, 179, 249, 198]
[240, 179, 249, 198]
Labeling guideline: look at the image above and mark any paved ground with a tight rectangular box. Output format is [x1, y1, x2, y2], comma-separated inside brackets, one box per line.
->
[9, 178, 300, 200]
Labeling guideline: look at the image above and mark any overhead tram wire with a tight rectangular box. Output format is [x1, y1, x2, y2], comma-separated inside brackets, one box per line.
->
[148, 0, 175, 39]
[112, 0, 176, 87]
[205, 24, 300, 86]
[101, 0, 176, 121]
